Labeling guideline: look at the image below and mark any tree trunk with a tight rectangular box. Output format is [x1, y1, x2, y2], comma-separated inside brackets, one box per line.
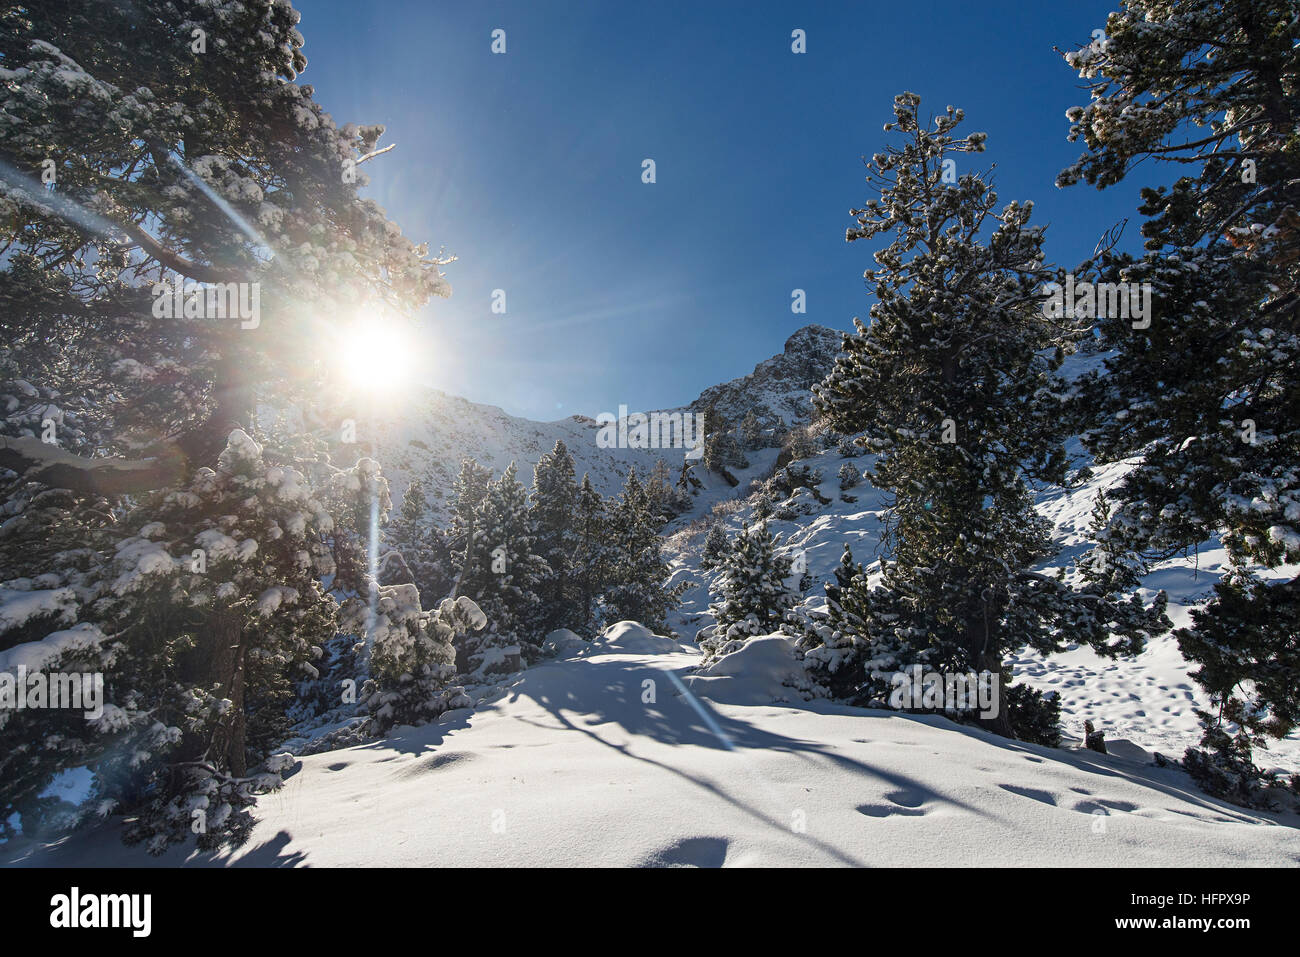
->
[177, 346, 257, 471]
[204, 607, 248, 776]
[966, 593, 1013, 738]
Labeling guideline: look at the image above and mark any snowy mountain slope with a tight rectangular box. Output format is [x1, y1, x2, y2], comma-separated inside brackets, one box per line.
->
[659, 438, 1300, 773]
[11, 623, 1297, 867]
[359, 324, 843, 523]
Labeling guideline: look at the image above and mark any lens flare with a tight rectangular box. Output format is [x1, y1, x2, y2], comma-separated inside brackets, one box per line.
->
[336, 318, 414, 394]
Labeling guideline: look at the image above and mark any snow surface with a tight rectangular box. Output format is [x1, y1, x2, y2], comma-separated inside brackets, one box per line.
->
[9, 623, 1297, 867]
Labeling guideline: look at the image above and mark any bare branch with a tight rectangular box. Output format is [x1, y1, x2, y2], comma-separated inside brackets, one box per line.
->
[356, 143, 396, 165]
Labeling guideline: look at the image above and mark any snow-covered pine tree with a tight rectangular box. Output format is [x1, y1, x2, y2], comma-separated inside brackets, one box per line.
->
[643, 458, 682, 523]
[837, 462, 861, 491]
[604, 468, 686, 632]
[698, 521, 797, 662]
[530, 440, 580, 632]
[456, 462, 550, 674]
[739, 410, 764, 450]
[0, 0, 450, 851]
[780, 425, 818, 465]
[380, 479, 453, 607]
[699, 522, 730, 571]
[1058, 0, 1300, 783]
[701, 405, 747, 475]
[44, 431, 350, 854]
[341, 586, 478, 735]
[571, 473, 614, 634]
[446, 458, 493, 574]
[794, 543, 875, 700]
[810, 93, 1168, 734]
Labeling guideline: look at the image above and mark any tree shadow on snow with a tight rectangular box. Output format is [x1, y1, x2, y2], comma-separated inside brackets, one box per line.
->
[503, 656, 1008, 865]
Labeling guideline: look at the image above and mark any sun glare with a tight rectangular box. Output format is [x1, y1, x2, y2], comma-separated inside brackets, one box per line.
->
[336, 318, 415, 395]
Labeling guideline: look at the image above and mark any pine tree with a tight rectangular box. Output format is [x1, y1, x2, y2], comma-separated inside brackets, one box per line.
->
[794, 543, 876, 700]
[457, 463, 550, 674]
[0, 0, 450, 852]
[446, 458, 493, 574]
[780, 425, 819, 466]
[699, 522, 730, 571]
[643, 458, 680, 524]
[380, 479, 453, 607]
[342, 587, 478, 735]
[604, 468, 686, 632]
[739, 410, 764, 450]
[811, 93, 1168, 734]
[530, 441, 580, 632]
[1058, 0, 1300, 775]
[3, 431, 358, 853]
[698, 521, 797, 661]
[701, 405, 747, 474]
[571, 474, 614, 634]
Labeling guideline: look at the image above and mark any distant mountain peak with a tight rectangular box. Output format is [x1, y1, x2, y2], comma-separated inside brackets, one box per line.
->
[689, 323, 844, 426]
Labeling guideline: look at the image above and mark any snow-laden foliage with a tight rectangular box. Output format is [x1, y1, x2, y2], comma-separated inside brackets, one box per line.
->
[343, 587, 477, 735]
[1059, 0, 1300, 766]
[0, 0, 452, 851]
[570, 473, 618, 634]
[698, 522, 730, 572]
[0, 429, 354, 852]
[456, 462, 550, 674]
[806, 93, 1168, 731]
[603, 468, 688, 632]
[697, 521, 796, 662]
[530, 441, 581, 633]
[379, 479, 454, 606]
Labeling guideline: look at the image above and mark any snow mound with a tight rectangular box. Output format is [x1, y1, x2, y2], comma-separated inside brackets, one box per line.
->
[684, 634, 804, 706]
[541, 629, 588, 659]
[589, 621, 682, 655]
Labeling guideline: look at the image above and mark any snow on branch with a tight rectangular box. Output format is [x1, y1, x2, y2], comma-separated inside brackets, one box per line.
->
[0, 435, 186, 496]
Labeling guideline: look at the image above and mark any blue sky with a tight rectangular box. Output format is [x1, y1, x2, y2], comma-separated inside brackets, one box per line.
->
[296, 0, 1146, 421]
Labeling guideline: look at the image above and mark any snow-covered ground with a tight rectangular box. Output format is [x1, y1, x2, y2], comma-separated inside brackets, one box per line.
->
[10, 623, 1297, 867]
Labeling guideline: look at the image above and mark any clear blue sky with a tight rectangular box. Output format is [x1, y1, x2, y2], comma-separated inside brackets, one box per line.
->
[295, 0, 1145, 421]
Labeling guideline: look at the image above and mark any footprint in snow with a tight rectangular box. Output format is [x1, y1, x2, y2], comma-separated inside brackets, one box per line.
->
[395, 750, 474, 777]
[997, 784, 1058, 806]
[640, 836, 730, 868]
[857, 789, 929, 817]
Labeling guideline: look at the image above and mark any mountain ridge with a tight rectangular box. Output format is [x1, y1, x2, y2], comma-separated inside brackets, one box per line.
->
[370, 323, 845, 521]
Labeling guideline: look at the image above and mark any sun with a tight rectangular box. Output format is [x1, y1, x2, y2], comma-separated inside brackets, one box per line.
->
[334, 316, 415, 395]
